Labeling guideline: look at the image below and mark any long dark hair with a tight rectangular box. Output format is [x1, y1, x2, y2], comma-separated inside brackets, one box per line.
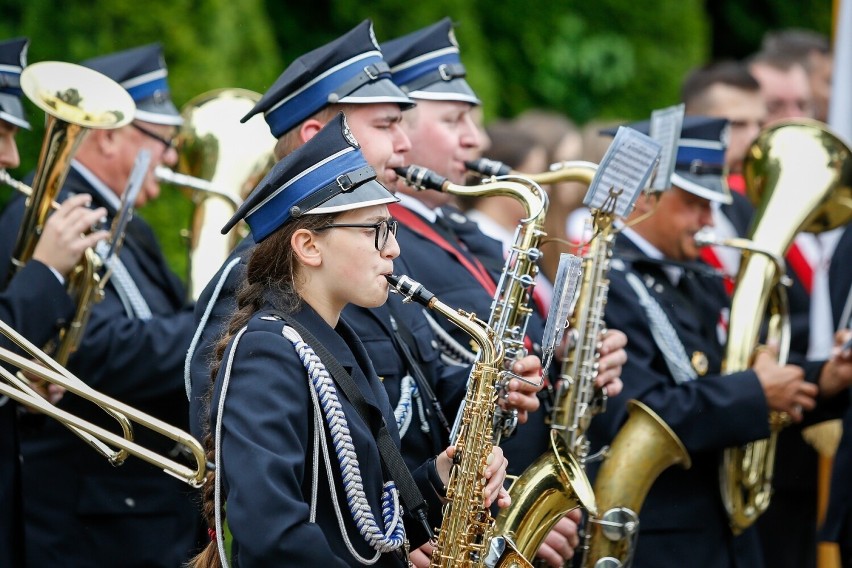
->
[188, 212, 336, 568]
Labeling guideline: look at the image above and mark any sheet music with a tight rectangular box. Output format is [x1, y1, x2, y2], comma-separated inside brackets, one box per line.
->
[541, 253, 583, 373]
[649, 103, 685, 191]
[584, 126, 662, 217]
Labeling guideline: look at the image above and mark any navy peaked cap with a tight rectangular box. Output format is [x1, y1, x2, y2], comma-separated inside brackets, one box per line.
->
[241, 20, 413, 139]
[382, 18, 480, 105]
[82, 43, 182, 126]
[222, 112, 398, 242]
[0, 37, 30, 129]
[602, 115, 731, 204]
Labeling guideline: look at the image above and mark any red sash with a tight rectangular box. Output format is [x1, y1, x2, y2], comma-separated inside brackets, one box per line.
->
[390, 204, 497, 297]
[391, 204, 535, 352]
[787, 242, 813, 294]
[700, 246, 735, 296]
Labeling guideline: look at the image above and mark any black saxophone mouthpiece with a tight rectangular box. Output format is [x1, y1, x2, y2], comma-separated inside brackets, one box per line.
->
[385, 274, 435, 307]
[393, 165, 448, 191]
[465, 158, 512, 177]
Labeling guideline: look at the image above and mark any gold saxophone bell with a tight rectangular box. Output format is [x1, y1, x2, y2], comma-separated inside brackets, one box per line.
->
[721, 118, 852, 534]
[157, 88, 276, 300]
[585, 400, 691, 567]
[0, 318, 207, 487]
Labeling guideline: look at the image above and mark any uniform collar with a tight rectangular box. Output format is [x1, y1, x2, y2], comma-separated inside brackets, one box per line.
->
[395, 192, 438, 222]
[71, 160, 121, 213]
[619, 226, 683, 285]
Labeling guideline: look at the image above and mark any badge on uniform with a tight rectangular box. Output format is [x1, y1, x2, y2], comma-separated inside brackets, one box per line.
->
[691, 350, 709, 376]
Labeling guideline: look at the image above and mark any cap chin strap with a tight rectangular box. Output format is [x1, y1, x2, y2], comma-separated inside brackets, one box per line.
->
[400, 62, 466, 94]
[326, 61, 392, 104]
[288, 164, 376, 218]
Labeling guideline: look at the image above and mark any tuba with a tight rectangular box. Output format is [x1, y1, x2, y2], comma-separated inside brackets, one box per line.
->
[720, 119, 852, 534]
[156, 88, 276, 300]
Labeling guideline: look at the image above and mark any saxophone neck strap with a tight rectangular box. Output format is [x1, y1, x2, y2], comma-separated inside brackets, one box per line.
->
[384, 303, 451, 436]
[273, 310, 432, 534]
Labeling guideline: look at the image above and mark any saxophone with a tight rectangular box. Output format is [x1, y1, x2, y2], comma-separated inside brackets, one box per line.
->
[386, 274, 530, 568]
[466, 158, 690, 567]
[719, 119, 852, 534]
[395, 164, 548, 442]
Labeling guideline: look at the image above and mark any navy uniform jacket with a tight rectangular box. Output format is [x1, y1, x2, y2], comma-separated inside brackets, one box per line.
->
[210, 304, 445, 567]
[0, 167, 202, 567]
[187, 235, 467, 471]
[0, 261, 74, 568]
[344, 299, 468, 470]
[822, 224, 852, 543]
[587, 234, 772, 568]
[391, 204, 551, 476]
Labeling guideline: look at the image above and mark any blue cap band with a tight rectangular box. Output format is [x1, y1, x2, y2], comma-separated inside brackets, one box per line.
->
[265, 52, 386, 138]
[245, 147, 367, 240]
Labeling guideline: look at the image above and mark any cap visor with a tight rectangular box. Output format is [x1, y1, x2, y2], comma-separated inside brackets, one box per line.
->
[308, 179, 399, 215]
[671, 172, 732, 204]
[407, 78, 480, 105]
[135, 98, 184, 126]
[340, 78, 415, 109]
[0, 95, 30, 129]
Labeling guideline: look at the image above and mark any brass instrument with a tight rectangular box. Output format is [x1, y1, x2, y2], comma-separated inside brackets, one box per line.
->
[466, 158, 599, 188]
[0, 62, 137, 463]
[395, 164, 548, 442]
[9, 61, 134, 277]
[720, 119, 852, 534]
[157, 88, 276, 299]
[0, 318, 208, 487]
[584, 401, 691, 567]
[387, 274, 531, 568]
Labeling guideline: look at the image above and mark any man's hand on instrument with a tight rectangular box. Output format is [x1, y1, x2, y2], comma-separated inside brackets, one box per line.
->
[535, 508, 582, 567]
[595, 329, 626, 397]
[499, 355, 543, 424]
[33, 193, 109, 277]
[816, 329, 852, 399]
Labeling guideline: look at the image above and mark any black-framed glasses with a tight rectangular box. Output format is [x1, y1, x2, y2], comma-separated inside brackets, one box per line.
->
[316, 218, 399, 251]
[132, 122, 177, 151]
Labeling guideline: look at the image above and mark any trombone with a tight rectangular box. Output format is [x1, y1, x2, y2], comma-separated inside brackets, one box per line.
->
[0, 317, 208, 488]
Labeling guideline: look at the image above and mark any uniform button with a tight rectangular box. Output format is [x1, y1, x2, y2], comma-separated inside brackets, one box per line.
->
[654, 284, 664, 294]
[431, 340, 438, 350]
[125, 497, 136, 508]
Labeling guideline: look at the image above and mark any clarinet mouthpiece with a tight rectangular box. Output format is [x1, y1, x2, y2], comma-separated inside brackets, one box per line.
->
[465, 158, 512, 177]
[393, 165, 448, 191]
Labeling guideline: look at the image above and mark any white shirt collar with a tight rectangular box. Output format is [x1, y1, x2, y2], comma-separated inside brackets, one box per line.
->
[465, 209, 514, 256]
[71, 160, 122, 211]
[621, 226, 683, 285]
[395, 192, 438, 222]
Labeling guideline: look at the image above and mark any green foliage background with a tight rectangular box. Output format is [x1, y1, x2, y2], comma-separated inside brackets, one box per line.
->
[0, 0, 834, 282]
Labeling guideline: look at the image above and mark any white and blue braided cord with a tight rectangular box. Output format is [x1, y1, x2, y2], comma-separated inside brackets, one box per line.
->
[625, 272, 697, 385]
[282, 326, 406, 556]
[394, 375, 417, 437]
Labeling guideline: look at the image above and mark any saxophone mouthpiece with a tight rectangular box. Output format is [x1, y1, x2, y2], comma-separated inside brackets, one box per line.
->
[385, 274, 435, 307]
[393, 165, 448, 192]
[465, 158, 512, 177]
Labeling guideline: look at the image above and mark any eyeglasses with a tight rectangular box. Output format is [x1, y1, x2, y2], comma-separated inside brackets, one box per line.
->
[316, 218, 399, 251]
[132, 122, 177, 151]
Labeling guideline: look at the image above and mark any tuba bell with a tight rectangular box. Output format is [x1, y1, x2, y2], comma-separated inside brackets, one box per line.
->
[157, 88, 276, 300]
[721, 118, 852, 534]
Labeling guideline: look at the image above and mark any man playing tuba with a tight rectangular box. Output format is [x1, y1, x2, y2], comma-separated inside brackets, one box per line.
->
[585, 116, 852, 568]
